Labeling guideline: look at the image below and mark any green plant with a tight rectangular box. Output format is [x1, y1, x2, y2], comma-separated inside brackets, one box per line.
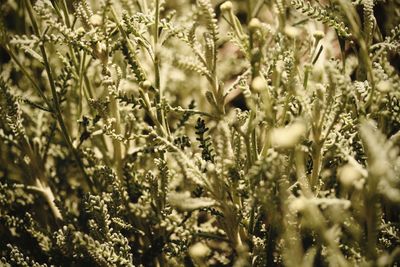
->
[0, 0, 399, 266]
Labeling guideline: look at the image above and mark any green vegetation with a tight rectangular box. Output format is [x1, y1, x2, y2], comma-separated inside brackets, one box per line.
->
[0, 0, 399, 266]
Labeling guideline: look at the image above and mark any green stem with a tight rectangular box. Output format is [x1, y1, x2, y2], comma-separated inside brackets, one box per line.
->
[21, 135, 63, 221]
[366, 195, 378, 259]
[247, 0, 253, 24]
[25, 0, 93, 190]
[51, 1, 94, 115]
[60, 0, 71, 28]
[139, 89, 169, 138]
[310, 142, 322, 190]
[4, 45, 52, 109]
[110, 93, 123, 180]
[245, 137, 253, 170]
[279, 93, 291, 125]
[336, 0, 375, 109]
[35, 179, 63, 221]
[110, 6, 169, 140]
[153, 0, 169, 136]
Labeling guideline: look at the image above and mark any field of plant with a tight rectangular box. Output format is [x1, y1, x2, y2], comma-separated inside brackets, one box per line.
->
[0, 0, 399, 266]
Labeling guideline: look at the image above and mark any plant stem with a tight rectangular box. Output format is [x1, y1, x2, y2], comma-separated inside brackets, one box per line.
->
[35, 179, 63, 221]
[25, 0, 93, 190]
[365, 194, 378, 259]
[4, 45, 52, 109]
[310, 141, 322, 190]
[110, 93, 124, 180]
[153, 0, 169, 136]
[110, 6, 169, 141]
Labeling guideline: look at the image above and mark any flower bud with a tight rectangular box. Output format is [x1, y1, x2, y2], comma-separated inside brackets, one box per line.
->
[289, 197, 307, 212]
[220, 1, 233, 13]
[376, 80, 392, 93]
[189, 242, 210, 259]
[141, 80, 152, 90]
[90, 14, 103, 27]
[338, 164, 362, 188]
[284, 26, 301, 38]
[313, 30, 325, 41]
[248, 18, 261, 32]
[270, 121, 306, 148]
[75, 27, 85, 35]
[251, 76, 266, 92]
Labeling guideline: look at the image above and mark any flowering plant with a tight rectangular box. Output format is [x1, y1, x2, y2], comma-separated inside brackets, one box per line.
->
[0, 0, 399, 266]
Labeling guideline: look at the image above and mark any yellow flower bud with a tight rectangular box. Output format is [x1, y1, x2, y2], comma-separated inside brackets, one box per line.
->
[189, 242, 210, 259]
[141, 80, 152, 90]
[313, 30, 325, 40]
[270, 121, 306, 148]
[338, 164, 362, 189]
[248, 18, 262, 32]
[251, 76, 266, 92]
[220, 1, 233, 13]
[376, 80, 392, 93]
[89, 14, 103, 27]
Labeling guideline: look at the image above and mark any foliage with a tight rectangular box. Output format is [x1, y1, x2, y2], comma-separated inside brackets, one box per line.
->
[0, 0, 400, 266]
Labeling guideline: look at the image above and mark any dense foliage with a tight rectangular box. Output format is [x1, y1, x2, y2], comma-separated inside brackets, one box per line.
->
[0, 0, 400, 266]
